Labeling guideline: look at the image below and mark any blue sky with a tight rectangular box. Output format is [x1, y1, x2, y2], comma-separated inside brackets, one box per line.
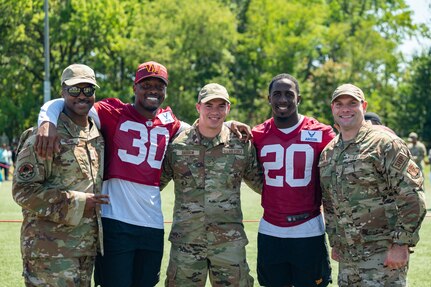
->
[400, 0, 431, 57]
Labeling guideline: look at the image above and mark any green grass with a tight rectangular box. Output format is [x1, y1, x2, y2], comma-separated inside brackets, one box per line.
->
[1, 164, 431, 286]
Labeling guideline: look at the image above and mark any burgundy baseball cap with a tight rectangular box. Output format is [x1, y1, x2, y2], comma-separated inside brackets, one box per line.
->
[134, 61, 168, 85]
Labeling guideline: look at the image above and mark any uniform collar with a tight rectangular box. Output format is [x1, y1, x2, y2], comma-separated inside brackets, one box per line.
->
[335, 121, 373, 149]
[59, 112, 100, 140]
[190, 119, 231, 147]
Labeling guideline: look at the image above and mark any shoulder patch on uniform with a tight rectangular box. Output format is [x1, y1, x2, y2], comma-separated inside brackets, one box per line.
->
[392, 152, 408, 171]
[222, 148, 244, 155]
[17, 163, 36, 181]
[406, 163, 420, 178]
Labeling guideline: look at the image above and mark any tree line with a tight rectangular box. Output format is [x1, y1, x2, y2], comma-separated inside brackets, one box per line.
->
[0, 0, 430, 145]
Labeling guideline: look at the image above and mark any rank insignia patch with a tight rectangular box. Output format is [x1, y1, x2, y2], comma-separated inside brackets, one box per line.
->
[406, 163, 420, 178]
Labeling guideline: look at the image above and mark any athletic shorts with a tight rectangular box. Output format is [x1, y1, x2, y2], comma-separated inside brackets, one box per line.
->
[94, 218, 164, 287]
[257, 233, 331, 287]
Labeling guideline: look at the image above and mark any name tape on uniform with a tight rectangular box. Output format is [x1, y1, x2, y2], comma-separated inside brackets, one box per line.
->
[176, 150, 200, 156]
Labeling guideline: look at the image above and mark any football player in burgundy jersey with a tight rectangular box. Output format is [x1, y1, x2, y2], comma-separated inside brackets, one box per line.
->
[252, 74, 335, 287]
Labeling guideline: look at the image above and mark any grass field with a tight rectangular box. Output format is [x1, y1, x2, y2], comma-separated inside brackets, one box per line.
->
[1, 165, 431, 286]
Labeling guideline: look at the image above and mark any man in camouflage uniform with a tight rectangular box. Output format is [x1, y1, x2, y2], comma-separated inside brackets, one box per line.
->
[319, 84, 426, 287]
[12, 64, 109, 287]
[160, 83, 263, 287]
[407, 132, 427, 172]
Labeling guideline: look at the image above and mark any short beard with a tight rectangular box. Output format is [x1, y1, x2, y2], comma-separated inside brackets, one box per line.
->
[144, 105, 159, 112]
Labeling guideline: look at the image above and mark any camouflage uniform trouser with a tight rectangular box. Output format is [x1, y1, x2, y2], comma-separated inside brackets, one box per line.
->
[165, 241, 254, 287]
[338, 251, 408, 287]
[22, 256, 95, 287]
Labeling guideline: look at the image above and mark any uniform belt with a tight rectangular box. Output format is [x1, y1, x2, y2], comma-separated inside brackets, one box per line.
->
[286, 213, 310, 223]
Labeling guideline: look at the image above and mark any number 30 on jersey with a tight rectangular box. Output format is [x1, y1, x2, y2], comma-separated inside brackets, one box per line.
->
[117, 120, 169, 168]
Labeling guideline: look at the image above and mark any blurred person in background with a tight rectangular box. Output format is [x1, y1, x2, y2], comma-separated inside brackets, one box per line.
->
[364, 112, 395, 134]
[0, 143, 10, 181]
[407, 132, 427, 172]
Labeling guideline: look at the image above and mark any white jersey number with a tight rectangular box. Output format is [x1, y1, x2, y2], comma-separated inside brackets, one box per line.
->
[261, 144, 314, 187]
[117, 120, 169, 168]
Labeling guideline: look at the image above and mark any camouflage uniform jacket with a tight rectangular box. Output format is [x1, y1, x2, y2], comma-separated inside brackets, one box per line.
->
[319, 122, 426, 262]
[407, 140, 427, 170]
[160, 121, 263, 245]
[13, 113, 104, 258]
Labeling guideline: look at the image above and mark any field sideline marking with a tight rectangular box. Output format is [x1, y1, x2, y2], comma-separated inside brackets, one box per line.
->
[3, 214, 431, 223]
[0, 219, 261, 223]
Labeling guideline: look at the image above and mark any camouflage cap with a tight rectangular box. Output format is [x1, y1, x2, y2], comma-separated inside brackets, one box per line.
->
[61, 64, 99, 88]
[332, 83, 364, 103]
[198, 83, 230, 104]
[409, 132, 418, 139]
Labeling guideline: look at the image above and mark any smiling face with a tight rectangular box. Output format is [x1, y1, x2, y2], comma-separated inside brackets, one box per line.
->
[268, 78, 301, 128]
[196, 98, 230, 138]
[331, 94, 367, 134]
[62, 83, 95, 126]
[133, 77, 167, 117]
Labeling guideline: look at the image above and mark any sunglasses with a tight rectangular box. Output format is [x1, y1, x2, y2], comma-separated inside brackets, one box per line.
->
[63, 86, 96, 97]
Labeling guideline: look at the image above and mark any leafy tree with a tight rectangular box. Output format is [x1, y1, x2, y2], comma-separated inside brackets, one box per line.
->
[307, 0, 426, 125]
[0, 0, 45, 141]
[0, 0, 428, 142]
[0, 0, 134, 141]
[396, 50, 431, 142]
[127, 0, 238, 123]
[234, 0, 329, 125]
[234, 0, 426, 127]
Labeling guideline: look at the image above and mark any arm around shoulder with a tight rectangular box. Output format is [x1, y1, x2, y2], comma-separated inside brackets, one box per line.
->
[243, 141, 263, 194]
[159, 145, 174, 191]
[36, 98, 65, 158]
[38, 98, 65, 127]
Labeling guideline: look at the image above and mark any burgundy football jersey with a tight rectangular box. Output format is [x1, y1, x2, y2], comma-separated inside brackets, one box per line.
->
[252, 116, 335, 227]
[95, 98, 181, 186]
